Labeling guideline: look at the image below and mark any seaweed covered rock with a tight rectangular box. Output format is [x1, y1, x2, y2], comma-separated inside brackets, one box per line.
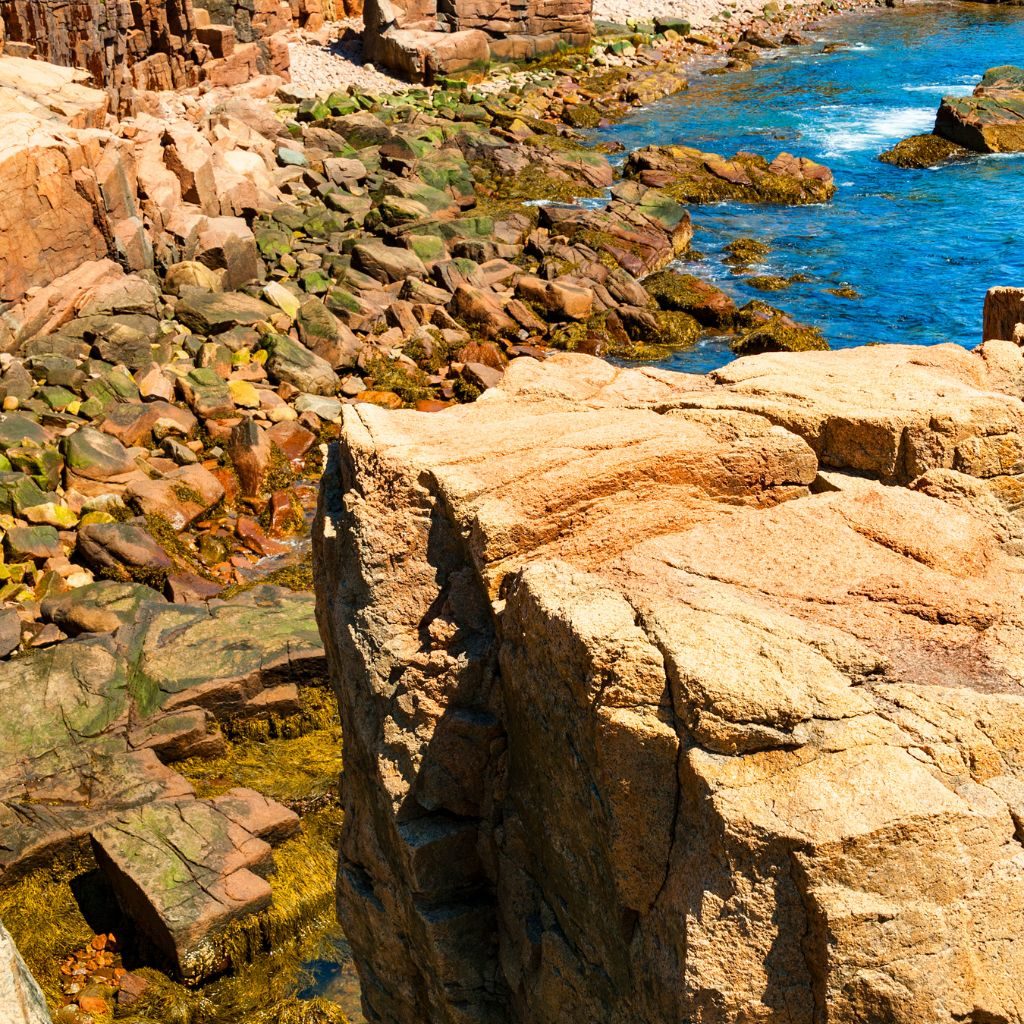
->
[731, 306, 828, 355]
[879, 132, 972, 168]
[623, 144, 836, 204]
[643, 270, 737, 326]
[315, 346, 1024, 1024]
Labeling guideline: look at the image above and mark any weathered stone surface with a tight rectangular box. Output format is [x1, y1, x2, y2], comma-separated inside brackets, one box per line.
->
[0, 922, 52, 1024]
[983, 284, 1024, 342]
[265, 333, 340, 396]
[314, 348, 1024, 1024]
[680, 341, 1024, 484]
[91, 791, 296, 984]
[0, 587, 323, 879]
[936, 65, 1024, 153]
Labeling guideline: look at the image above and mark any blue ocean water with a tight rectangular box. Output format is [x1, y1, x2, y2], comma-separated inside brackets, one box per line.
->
[596, 0, 1024, 373]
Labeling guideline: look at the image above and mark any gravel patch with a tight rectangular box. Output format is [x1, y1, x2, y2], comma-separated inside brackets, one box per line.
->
[287, 22, 410, 97]
[594, 0, 828, 29]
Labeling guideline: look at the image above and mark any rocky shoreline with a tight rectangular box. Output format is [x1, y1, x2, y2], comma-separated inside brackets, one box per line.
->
[0, 1, 969, 1022]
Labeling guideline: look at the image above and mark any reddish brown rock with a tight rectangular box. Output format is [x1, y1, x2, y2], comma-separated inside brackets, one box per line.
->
[363, 0, 591, 80]
[90, 793, 296, 984]
[229, 417, 272, 499]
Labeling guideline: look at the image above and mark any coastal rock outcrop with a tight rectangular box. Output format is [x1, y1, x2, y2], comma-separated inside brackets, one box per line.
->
[936, 65, 1024, 153]
[0, 0, 293, 111]
[363, 0, 593, 80]
[315, 344, 1024, 1024]
[623, 144, 836, 204]
[884, 65, 1024, 165]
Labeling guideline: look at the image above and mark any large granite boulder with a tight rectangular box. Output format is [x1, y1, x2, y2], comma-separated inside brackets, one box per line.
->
[314, 346, 1024, 1024]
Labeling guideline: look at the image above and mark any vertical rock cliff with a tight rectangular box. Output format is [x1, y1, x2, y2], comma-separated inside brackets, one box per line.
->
[0, 0, 204, 107]
[314, 347, 1024, 1024]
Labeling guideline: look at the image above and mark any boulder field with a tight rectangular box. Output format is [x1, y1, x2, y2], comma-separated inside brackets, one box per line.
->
[314, 342, 1024, 1024]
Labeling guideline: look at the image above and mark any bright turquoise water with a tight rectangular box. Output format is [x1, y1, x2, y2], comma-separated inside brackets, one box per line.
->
[597, 0, 1024, 373]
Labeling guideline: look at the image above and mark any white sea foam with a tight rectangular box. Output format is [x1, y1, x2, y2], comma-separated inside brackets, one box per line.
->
[902, 84, 975, 95]
[810, 106, 936, 156]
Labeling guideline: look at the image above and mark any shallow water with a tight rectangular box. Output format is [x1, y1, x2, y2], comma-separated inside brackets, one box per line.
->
[597, 0, 1024, 373]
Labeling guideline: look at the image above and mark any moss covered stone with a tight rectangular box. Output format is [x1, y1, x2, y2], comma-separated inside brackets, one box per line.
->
[746, 275, 791, 292]
[364, 356, 434, 406]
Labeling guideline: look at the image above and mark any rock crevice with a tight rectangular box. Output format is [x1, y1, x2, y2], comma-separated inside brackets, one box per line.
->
[315, 346, 1024, 1024]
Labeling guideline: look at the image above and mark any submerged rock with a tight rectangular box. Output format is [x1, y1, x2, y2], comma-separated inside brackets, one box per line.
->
[314, 344, 1024, 1024]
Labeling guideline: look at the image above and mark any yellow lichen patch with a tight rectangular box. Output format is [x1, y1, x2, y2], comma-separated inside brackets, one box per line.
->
[0, 849, 97, 1009]
[177, 690, 341, 809]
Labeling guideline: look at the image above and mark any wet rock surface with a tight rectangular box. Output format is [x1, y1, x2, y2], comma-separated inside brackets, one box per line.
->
[315, 346, 1024, 1024]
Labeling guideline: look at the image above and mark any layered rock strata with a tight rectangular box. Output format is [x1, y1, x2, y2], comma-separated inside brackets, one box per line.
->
[363, 0, 593, 81]
[315, 343, 1024, 1024]
[0, 0, 293, 110]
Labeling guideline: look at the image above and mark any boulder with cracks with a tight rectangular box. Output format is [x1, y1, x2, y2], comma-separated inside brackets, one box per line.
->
[314, 346, 1024, 1024]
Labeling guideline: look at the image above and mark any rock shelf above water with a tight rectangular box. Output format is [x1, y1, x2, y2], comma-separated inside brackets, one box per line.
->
[882, 64, 1024, 166]
[314, 343, 1024, 1024]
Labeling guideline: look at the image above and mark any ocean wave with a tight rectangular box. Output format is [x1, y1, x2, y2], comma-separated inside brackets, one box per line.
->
[902, 83, 976, 94]
[809, 106, 937, 156]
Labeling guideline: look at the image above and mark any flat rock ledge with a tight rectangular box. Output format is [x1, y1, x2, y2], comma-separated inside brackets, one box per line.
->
[91, 789, 299, 985]
[314, 342, 1024, 1024]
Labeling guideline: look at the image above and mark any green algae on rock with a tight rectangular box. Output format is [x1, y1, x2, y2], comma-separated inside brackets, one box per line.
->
[642, 270, 737, 327]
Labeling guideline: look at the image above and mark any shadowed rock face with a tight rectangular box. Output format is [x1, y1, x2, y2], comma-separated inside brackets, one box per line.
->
[314, 345, 1024, 1024]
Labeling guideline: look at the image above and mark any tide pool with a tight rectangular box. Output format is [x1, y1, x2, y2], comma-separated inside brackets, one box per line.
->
[597, 0, 1024, 373]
